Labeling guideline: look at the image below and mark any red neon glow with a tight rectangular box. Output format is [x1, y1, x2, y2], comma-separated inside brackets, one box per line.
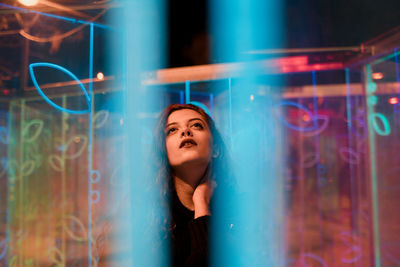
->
[388, 97, 399, 105]
[372, 72, 384, 80]
[280, 62, 343, 74]
[2, 89, 10, 96]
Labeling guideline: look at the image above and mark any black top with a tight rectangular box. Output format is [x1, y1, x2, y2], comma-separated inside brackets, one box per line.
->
[171, 190, 209, 267]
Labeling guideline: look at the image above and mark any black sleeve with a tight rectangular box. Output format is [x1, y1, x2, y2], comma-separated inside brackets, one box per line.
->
[186, 215, 209, 267]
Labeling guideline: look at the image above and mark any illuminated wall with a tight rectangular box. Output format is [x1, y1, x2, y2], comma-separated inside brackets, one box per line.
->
[0, 3, 399, 267]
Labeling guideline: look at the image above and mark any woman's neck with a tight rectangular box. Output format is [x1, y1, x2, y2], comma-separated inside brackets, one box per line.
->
[174, 176, 195, 211]
[172, 163, 208, 211]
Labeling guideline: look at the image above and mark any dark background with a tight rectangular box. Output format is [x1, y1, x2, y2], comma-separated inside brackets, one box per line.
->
[168, 0, 400, 67]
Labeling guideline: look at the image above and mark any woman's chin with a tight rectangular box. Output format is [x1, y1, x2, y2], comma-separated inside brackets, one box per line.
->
[173, 155, 209, 168]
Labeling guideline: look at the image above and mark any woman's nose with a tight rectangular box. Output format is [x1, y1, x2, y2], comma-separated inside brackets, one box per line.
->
[181, 129, 192, 137]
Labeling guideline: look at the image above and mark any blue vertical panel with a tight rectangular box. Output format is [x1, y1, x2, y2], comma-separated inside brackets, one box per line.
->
[118, 0, 168, 266]
[210, 0, 284, 266]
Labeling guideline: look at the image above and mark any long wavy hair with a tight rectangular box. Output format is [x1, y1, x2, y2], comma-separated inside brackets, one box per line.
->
[153, 103, 233, 200]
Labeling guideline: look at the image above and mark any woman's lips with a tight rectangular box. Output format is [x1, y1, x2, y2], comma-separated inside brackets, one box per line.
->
[180, 139, 197, 148]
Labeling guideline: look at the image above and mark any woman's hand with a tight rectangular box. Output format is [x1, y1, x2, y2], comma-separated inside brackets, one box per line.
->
[192, 179, 215, 219]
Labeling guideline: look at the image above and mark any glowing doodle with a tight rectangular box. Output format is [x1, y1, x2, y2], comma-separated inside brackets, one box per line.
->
[93, 110, 109, 129]
[297, 253, 327, 267]
[349, 115, 366, 138]
[91, 190, 100, 204]
[48, 247, 64, 266]
[64, 135, 88, 160]
[21, 160, 35, 177]
[339, 231, 362, 263]
[48, 155, 64, 172]
[317, 163, 328, 188]
[22, 119, 43, 143]
[0, 126, 8, 144]
[302, 115, 329, 137]
[0, 157, 8, 178]
[29, 62, 90, 114]
[0, 239, 7, 260]
[274, 101, 328, 135]
[370, 113, 391, 136]
[90, 170, 101, 183]
[339, 147, 360, 165]
[63, 215, 88, 242]
[302, 152, 319, 168]
[8, 256, 17, 267]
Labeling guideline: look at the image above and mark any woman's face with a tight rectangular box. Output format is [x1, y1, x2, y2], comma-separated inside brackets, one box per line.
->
[165, 109, 212, 169]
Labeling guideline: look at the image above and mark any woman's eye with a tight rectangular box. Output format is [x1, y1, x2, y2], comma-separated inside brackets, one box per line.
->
[192, 122, 204, 129]
[166, 128, 177, 135]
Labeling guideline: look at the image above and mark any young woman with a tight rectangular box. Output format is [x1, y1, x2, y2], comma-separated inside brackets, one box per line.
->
[154, 104, 230, 267]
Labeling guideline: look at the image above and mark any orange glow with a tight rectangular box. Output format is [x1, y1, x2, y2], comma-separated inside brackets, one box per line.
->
[302, 114, 311, 122]
[18, 0, 39, 6]
[97, 72, 104, 80]
[389, 97, 399, 105]
[372, 72, 384, 80]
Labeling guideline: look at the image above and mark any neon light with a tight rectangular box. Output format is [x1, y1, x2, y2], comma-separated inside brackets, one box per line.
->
[185, 80, 190, 103]
[370, 113, 391, 136]
[367, 82, 377, 93]
[63, 215, 88, 242]
[339, 232, 362, 263]
[0, 239, 7, 260]
[18, 0, 39, 6]
[372, 72, 384, 80]
[22, 119, 43, 143]
[88, 22, 95, 267]
[48, 155, 64, 172]
[90, 170, 101, 183]
[0, 126, 8, 144]
[21, 160, 35, 177]
[339, 147, 360, 165]
[0, 3, 111, 29]
[189, 101, 212, 117]
[64, 135, 88, 160]
[302, 115, 329, 137]
[0, 158, 8, 178]
[368, 95, 378, 106]
[90, 190, 100, 204]
[274, 101, 328, 133]
[48, 247, 65, 266]
[96, 72, 104, 80]
[179, 90, 184, 104]
[388, 97, 399, 105]
[366, 64, 382, 267]
[298, 253, 327, 267]
[29, 62, 90, 114]
[302, 152, 319, 168]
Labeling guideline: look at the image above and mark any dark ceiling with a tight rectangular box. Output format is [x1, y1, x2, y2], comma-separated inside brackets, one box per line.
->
[0, 0, 399, 97]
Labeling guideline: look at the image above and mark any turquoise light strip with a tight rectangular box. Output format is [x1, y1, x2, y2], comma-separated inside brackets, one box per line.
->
[87, 22, 94, 267]
[185, 80, 190, 104]
[345, 68, 357, 231]
[365, 64, 381, 267]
